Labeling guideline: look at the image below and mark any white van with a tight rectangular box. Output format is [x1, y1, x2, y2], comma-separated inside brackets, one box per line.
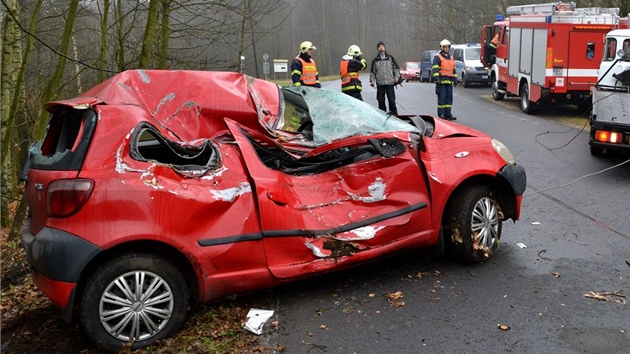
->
[451, 44, 490, 87]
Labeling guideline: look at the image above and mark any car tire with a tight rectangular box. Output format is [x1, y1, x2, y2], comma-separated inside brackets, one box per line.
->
[520, 84, 534, 114]
[590, 145, 605, 156]
[463, 74, 470, 88]
[444, 185, 502, 263]
[79, 253, 189, 352]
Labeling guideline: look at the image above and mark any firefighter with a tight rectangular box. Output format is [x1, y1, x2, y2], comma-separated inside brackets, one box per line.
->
[340, 45, 368, 100]
[291, 41, 321, 88]
[432, 39, 457, 120]
[486, 33, 500, 65]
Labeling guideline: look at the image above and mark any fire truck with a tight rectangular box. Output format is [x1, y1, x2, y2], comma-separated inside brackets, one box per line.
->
[480, 2, 627, 114]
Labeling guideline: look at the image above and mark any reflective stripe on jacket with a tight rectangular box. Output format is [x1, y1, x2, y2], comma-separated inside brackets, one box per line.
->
[432, 52, 457, 84]
[340, 58, 365, 91]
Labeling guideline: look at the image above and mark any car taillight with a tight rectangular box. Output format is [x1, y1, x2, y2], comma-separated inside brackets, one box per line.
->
[594, 130, 622, 144]
[47, 179, 94, 217]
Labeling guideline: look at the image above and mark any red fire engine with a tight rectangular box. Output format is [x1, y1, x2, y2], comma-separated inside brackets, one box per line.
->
[480, 2, 628, 114]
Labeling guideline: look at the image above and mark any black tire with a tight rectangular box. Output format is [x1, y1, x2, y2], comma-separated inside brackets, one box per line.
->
[79, 253, 189, 352]
[444, 185, 502, 263]
[491, 75, 505, 101]
[590, 145, 605, 156]
[462, 74, 470, 88]
[520, 84, 534, 114]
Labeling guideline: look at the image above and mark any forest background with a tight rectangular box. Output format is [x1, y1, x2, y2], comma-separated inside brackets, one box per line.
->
[1, 0, 628, 234]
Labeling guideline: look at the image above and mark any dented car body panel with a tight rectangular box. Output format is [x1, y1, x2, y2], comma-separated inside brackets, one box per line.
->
[21, 70, 525, 328]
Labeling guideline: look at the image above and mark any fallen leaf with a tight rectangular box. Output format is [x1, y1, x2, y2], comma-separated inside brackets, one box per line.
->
[497, 324, 510, 331]
[552, 272, 561, 277]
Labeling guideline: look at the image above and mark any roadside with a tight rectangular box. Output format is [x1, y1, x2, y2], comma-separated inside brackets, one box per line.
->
[480, 94, 591, 132]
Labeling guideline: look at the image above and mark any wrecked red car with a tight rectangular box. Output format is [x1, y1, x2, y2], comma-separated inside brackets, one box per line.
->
[21, 70, 525, 351]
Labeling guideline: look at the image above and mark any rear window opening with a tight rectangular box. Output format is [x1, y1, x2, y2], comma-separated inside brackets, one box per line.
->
[41, 110, 84, 156]
[131, 125, 219, 172]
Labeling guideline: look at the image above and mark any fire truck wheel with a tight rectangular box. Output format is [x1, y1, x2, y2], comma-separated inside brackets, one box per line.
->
[520, 84, 534, 114]
[491, 77, 504, 101]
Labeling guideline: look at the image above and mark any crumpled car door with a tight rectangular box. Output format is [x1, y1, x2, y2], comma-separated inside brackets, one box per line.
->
[226, 120, 433, 279]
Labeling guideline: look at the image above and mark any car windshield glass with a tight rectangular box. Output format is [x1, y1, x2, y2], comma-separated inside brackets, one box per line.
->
[407, 63, 420, 69]
[282, 86, 418, 145]
[465, 47, 481, 60]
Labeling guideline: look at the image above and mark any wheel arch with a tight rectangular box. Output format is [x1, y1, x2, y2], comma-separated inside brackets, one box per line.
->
[442, 174, 518, 225]
[72, 241, 200, 320]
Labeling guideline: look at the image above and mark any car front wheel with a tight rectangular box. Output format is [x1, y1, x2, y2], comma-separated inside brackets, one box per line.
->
[79, 253, 189, 352]
[444, 185, 502, 263]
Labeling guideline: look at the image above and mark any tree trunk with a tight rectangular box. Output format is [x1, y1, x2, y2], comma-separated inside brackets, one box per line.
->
[35, 0, 80, 139]
[139, 0, 160, 69]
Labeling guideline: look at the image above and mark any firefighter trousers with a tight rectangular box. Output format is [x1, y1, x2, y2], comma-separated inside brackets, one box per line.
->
[436, 83, 453, 118]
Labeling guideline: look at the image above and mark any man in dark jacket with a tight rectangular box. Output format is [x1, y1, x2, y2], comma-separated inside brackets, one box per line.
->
[291, 41, 321, 88]
[369, 41, 400, 115]
[340, 45, 367, 100]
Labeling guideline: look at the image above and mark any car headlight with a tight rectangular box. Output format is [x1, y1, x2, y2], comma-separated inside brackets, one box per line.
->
[492, 139, 515, 165]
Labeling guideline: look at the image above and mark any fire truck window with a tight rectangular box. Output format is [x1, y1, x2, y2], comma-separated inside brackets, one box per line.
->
[586, 43, 595, 59]
[502, 28, 509, 45]
[624, 40, 630, 54]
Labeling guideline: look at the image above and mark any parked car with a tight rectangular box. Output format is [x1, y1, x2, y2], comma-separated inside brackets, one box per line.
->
[401, 61, 421, 82]
[452, 43, 491, 87]
[21, 70, 526, 352]
[420, 50, 439, 82]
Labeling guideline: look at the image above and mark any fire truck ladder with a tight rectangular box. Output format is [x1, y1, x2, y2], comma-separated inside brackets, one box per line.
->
[507, 2, 576, 15]
[507, 2, 620, 25]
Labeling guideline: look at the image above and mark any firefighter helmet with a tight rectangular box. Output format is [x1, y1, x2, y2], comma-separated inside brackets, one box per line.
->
[300, 41, 316, 53]
[347, 45, 362, 57]
[440, 39, 451, 49]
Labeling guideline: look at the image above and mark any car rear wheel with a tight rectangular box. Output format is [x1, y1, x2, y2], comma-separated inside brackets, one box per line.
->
[79, 253, 189, 352]
[444, 185, 502, 263]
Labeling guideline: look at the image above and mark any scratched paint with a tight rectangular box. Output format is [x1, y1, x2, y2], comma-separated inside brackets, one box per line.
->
[334, 225, 385, 241]
[210, 182, 252, 202]
[350, 177, 386, 203]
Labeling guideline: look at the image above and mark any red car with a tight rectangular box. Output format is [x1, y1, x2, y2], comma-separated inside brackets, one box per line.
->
[400, 61, 421, 82]
[21, 70, 525, 351]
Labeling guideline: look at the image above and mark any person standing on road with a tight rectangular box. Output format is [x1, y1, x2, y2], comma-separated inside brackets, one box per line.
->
[432, 39, 457, 120]
[340, 45, 368, 100]
[369, 41, 400, 115]
[291, 41, 321, 88]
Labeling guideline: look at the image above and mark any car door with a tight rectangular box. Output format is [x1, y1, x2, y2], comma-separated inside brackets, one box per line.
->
[226, 120, 433, 279]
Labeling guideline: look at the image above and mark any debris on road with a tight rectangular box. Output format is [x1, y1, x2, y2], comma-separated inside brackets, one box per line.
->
[583, 291, 626, 304]
[243, 308, 275, 335]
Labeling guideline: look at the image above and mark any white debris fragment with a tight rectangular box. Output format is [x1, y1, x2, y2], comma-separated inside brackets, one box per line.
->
[531, 221, 541, 225]
[243, 308, 274, 335]
[210, 182, 251, 202]
[517, 243, 527, 248]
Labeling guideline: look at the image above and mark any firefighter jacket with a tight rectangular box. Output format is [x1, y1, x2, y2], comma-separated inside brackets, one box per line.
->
[369, 52, 400, 86]
[432, 52, 457, 85]
[490, 34, 500, 49]
[291, 53, 321, 87]
[340, 54, 367, 92]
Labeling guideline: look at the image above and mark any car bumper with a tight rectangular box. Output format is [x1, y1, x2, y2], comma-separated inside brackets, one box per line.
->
[21, 221, 101, 316]
[462, 70, 490, 83]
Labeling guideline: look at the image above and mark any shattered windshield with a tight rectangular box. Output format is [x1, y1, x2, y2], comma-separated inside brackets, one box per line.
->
[280, 86, 419, 145]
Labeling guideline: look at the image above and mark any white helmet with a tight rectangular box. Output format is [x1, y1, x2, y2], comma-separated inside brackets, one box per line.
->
[440, 39, 451, 49]
[300, 41, 316, 53]
[347, 45, 362, 57]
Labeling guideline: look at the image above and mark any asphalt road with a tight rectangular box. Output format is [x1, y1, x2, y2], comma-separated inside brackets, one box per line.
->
[244, 79, 630, 353]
